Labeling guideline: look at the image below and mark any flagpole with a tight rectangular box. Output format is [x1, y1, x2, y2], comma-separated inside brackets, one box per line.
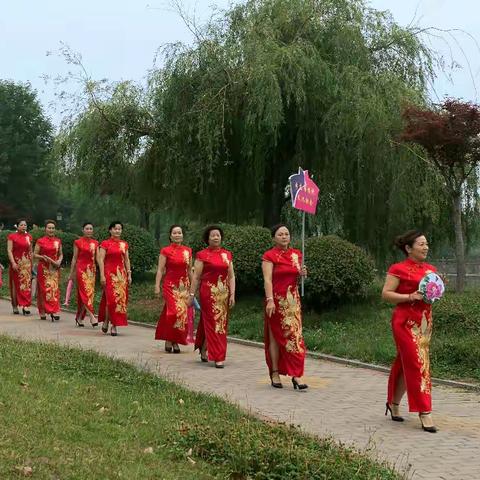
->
[301, 210, 305, 297]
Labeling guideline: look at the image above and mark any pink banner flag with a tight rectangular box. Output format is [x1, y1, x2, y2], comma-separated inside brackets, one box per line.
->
[291, 169, 319, 214]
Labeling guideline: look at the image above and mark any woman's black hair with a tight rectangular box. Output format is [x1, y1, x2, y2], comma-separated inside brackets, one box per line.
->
[270, 223, 289, 238]
[17, 218, 27, 225]
[202, 225, 224, 245]
[169, 224, 183, 241]
[82, 222, 94, 229]
[394, 230, 425, 256]
[108, 221, 123, 231]
[45, 219, 56, 228]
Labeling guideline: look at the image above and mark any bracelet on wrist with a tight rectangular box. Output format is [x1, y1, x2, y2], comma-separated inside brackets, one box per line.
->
[189, 293, 195, 297]
[266, 297, 274, 301]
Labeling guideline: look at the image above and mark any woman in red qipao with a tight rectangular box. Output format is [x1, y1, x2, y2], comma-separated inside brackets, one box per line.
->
[262, 224, 308, 390]
[68, 222, 99, 327]
[189, 225, 235, 368]
[154, 225, 192, 353]
[34, 220, 63, 321]
[98, 221, 132, 337]
[382, 230, 438, 433]
[7, 219, 33, 315]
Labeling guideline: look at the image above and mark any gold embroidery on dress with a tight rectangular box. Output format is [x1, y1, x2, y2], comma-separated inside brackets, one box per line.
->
[221, 252, 230, 266]
[44, 267, 59, 302]
[89, 242, 96, 254]
[119, 242, 126, 254]
[173, 278, 189, 330]
[209, 277, 229, 334]
[81, 265, 96, 307]
[17, 253, 32, 291]
[110, 266, 127, 313]
[53, 240, 60, 253]
[410, 312, 432, 394]
[291, 252, 301, 272]
[277, 286, 304, 353]
[183, 249, 190, 265]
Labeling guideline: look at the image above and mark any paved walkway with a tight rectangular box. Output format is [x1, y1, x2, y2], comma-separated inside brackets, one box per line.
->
[0, 300, 479, 480]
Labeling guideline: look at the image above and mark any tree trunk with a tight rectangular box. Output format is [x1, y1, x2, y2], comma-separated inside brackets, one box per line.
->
[452, 192, 466, 292]
[140, 209, 150, 230]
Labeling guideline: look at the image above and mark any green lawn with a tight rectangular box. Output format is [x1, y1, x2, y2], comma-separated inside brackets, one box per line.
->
[0, 337, 400, 480]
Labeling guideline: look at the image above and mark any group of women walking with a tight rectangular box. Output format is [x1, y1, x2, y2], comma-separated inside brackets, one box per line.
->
[5, 219, 438, 432]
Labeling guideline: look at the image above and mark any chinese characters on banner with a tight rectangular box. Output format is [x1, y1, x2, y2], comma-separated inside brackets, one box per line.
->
[289, 168, 319, 214]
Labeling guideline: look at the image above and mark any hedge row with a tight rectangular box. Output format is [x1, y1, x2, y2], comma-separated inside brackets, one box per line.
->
[1, 223, 376, 307]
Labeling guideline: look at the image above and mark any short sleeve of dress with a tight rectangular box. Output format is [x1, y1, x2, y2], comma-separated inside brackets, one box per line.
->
[387, 263, 403, 278]
[196, 249, 207, 262]
[74, 238, 81, 248]
[262, 249, 274, 263]
[99, 240, 109, 251]
[7, 233, 14, 241]
[160, 246, 169, 257]
[227, 250, 233, 262]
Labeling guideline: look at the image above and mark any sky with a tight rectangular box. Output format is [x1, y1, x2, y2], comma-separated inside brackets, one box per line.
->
[1, 0, 479, 124]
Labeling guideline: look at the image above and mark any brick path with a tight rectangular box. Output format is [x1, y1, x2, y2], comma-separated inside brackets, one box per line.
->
[0, 300, 479, 479]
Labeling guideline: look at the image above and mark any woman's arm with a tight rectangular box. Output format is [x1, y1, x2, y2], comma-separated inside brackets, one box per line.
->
[68, 244, 78, 279]
[382, 274, 422, 304]
[188, 259, 204, 306]
[7, 239, 17, 270]
[33, 243, 45, 262]
[124, 250, 132, 285]
[154, 254, 167, 295]
[55, 245, 64, 268]
[262, 261, 275, 317]
[228, 262, 236, 308]
[97, 248, 106, 286]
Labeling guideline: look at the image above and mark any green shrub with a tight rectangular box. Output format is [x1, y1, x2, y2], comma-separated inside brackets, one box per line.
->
[0, 230, 14, 266]
[433, 291, 480, 334]
[188, 223, 272, 293]
[304, 235, 375, 308]
[97, 223, 157, 275]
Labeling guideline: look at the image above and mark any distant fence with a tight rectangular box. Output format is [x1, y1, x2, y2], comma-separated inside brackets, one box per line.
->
[431, 258, 480, 289]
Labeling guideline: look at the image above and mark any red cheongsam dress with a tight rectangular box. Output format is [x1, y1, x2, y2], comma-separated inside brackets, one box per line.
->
[36, 236, 62, 314]
[262, 246, 306, 377]
[155, 244, 192, 345]
[387, 258, 436, 412]
[8, 231, 33, 307]
[194, 247, 233, 362]
[74, 237, 99, 318]
[98, 238, 129, 327]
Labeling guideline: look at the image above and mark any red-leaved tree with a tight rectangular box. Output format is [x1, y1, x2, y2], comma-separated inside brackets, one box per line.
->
[400, 99, 480, 291]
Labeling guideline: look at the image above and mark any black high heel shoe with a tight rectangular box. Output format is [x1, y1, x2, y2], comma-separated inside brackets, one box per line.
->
[215, 362, 224, 369]
[22, 307, 30, 315]
[12, 307, 19, 315]
[165, 341, 173, 353]
[40, 314, 47, 321]
[292, 377, 308, 390]
[89, 316, 98, 327]
[172, 343, 181, 354]
[270, 370, 283, 389]
[101, 323, 109, 334]
[50, 314, 60, 322]
[75, 318, 85, 327]
[110, 327, 118, 337]
[385, 402, 404, 422]
[199, 346, 208, 362]
[419, 413, 437, 433]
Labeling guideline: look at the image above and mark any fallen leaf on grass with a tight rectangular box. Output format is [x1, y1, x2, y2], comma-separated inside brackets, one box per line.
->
[98, 406, 108, 413]
[143, 447, 154, 454]
[178, 398, 184, 405]
[186, 448, 193, 456]
[187, 457, 196, 465]
[15, 466, 33, 476]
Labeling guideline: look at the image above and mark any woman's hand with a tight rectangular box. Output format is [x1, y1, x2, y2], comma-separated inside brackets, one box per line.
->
[128, 273, 132, 285]
[11, 262, 19, 272]
[409, 291, 423, 302]
[228, 293, 235, 308]
[100, 275, 106, 287]
[266, 298, 275, 317]
[154, 285, 161, 297]
[187, 294, 194, 307]
[300, 265, 308, 277]
[68, 272, 74, 282]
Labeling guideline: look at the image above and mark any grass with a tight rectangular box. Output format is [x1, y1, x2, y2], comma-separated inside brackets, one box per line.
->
[0, 337, 401, 480]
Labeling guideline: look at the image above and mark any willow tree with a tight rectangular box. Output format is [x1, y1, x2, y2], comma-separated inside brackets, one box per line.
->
[400, 99, 480, 291]
[152, 0, 445, 258]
